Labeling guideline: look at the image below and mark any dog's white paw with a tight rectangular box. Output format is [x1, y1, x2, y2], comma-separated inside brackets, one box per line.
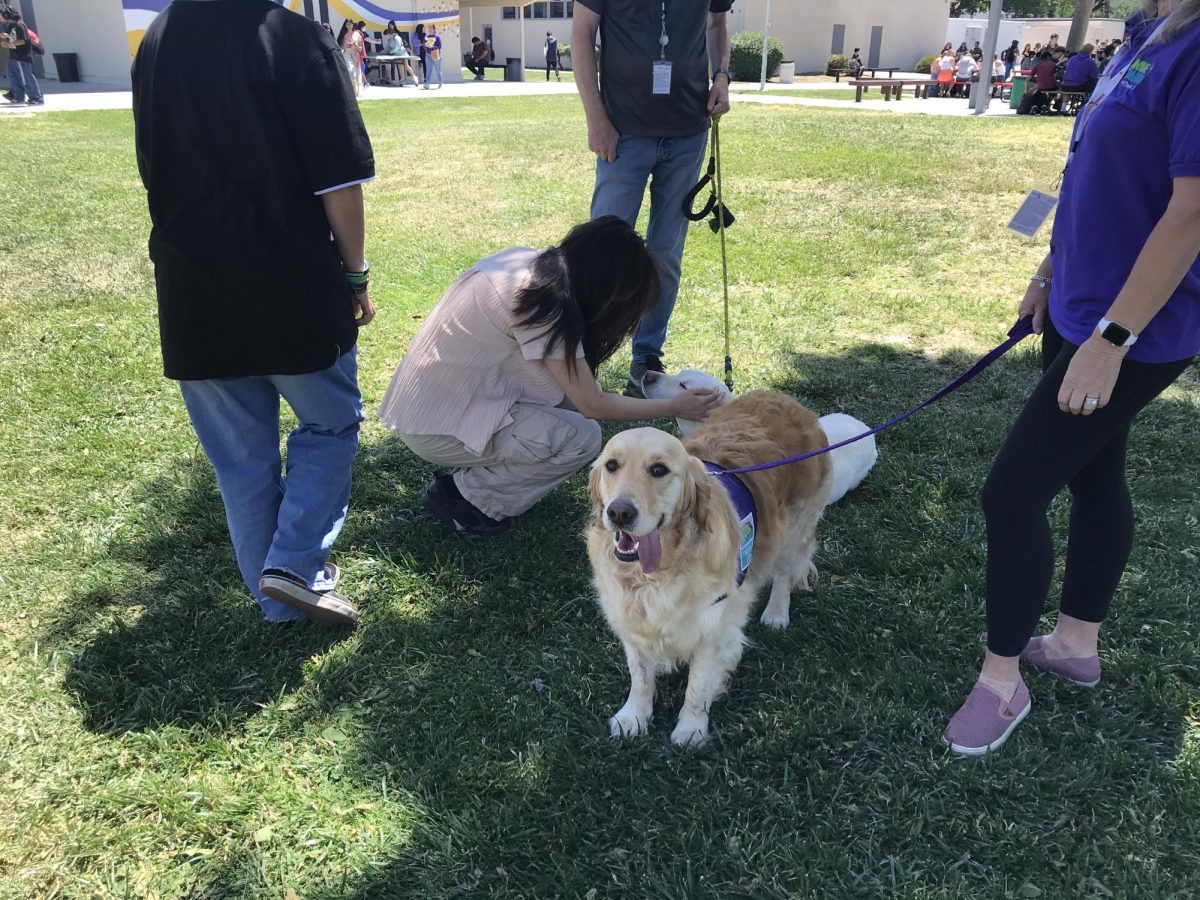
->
[759, 606, 791, 629]
[609, 705, 652, 738]
[670, 715, 710, 747]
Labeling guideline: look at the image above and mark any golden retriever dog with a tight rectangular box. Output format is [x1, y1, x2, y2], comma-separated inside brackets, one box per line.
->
[587, 391, 834, 746]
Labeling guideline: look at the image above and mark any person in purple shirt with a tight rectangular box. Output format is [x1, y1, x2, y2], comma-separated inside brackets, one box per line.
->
[1062, 42, 1101, 92]
[945, 0, 1200, 757]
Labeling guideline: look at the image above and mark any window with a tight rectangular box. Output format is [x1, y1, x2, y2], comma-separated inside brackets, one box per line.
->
[549, 1, 564, 17]
[523, 5, 532, 18]
[533, 3, 548, 19]
[831, 24, 845, 56]
[566, 1, 574, 16]
[502, 6, 517, 19]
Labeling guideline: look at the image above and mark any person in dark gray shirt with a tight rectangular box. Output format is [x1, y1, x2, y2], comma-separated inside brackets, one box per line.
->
[573, 0, 733, 395]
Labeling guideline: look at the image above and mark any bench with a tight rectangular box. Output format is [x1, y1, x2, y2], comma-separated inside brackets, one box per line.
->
[850, 78, 931, 102]
[1046, 90, 1089, 115]
[832, 66, 899, 83]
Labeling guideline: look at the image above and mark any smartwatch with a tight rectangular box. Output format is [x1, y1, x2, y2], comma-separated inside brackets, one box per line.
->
[713, 67, 731, 84]
[1097, 317, 1138, 348]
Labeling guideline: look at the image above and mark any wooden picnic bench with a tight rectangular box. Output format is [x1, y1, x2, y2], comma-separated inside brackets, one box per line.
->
[833, 65, 899, 83]
[850, 78, 932, 102]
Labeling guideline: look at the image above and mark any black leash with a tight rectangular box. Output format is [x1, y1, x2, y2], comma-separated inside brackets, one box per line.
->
[683, 120, 736, 390]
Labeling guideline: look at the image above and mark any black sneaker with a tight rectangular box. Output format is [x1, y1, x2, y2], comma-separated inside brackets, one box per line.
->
[624, 356, 665, 398]
[421, 474, 512, 537]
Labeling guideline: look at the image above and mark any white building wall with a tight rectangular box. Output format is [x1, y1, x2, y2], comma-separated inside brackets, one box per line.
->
[735, 0, 951, 75]
[17, 0, 130, 85]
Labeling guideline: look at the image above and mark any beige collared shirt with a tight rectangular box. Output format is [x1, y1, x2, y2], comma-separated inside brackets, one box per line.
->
[378, 247, 586, 454]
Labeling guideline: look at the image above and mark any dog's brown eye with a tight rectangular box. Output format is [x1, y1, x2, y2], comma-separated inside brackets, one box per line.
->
[649, 463, 669, 478]
[605, 459, 619, 473]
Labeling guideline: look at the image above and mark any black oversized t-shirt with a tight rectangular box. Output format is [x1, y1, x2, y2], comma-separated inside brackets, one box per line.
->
[578, 0, 733, 138]
[133, 0, 375, 380]
[6, 23, 32, 63]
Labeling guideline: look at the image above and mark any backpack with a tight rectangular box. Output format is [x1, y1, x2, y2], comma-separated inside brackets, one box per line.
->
[25, 26, 45, 56]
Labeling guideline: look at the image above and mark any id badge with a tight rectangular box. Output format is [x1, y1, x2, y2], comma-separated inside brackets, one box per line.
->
[652, 60, 672, 95]
[1007, 190, 1058, 238]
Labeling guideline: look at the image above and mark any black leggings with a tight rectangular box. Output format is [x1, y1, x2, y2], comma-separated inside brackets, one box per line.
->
[982, 319, 1193, 657]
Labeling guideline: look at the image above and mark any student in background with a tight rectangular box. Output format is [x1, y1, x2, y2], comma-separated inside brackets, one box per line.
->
[421, 24, 442, 89]
[544, 31, 562, 81]
[467, 36, 490, 81]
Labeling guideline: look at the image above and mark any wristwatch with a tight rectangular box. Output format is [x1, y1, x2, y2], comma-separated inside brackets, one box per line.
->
[713, 67, 731, 84]
[1097, 317, 1138, 348]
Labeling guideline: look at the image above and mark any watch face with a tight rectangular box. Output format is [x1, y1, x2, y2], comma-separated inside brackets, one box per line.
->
[1101, 322, 1131, 346]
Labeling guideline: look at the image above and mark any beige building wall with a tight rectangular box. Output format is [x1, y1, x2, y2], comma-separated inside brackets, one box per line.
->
[16, 0, 129, 85]
[1020, 18, 1125, 49]
[732, 0, 951, 75]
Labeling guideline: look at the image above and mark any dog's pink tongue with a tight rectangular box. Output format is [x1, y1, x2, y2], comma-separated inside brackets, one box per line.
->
[637, 528, 662, 574]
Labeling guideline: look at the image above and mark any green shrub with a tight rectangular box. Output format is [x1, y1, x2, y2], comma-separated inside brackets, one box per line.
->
[914, 54, 938, 74]
[730, 31, 786, 81]
[826, 54, 849, 75]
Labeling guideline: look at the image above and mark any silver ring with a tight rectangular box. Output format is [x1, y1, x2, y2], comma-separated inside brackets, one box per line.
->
[1084, 396, 1099, 407]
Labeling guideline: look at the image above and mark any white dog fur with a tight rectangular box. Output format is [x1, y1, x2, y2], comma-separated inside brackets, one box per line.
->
[643, 369, 877, 504]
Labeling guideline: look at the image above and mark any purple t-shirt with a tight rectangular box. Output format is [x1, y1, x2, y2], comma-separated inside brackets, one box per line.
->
[1062, 52, 1098, 86]
[1049, 16, 1200, 363]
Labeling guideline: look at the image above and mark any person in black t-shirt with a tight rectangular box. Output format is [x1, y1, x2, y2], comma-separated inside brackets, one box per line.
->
[133, 0, 377, 628]
[1, 5, 43, 106]
[544, 32, 561, 81]
[573, 0, 733, 396]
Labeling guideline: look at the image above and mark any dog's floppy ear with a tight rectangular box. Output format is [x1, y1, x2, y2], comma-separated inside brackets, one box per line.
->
[679, 456, 713, 532]
[588, 462, 604, 513]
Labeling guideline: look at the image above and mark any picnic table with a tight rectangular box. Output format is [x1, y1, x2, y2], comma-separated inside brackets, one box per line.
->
[849, 78, 931, 101]
[367, 54, 419, 86]
[833, 66, 900, 83]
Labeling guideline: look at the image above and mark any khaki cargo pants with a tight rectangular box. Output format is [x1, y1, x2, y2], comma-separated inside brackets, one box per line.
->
[397, 402, 602, 520]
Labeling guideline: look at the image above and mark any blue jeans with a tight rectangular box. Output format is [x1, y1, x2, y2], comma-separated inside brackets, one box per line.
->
[591, 129, 710, 365]
[424, 55, 443, 85]
[179, 350, 363, 622]
[6, 59, 42, 104]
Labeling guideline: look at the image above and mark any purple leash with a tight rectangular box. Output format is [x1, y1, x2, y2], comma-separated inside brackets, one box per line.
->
[715, 317, 1036, 476]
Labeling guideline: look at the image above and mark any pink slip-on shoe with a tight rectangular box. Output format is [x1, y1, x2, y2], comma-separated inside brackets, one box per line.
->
[1021, 636, 1101, 688]
[980, 632, 1102, 688]
[944, 679, 1032, 757]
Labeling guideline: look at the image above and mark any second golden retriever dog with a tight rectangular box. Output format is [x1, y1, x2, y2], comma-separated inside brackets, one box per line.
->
[587, 390, 840, 746]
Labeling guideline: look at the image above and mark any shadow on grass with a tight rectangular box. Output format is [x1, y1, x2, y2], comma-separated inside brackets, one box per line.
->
[45, 340, 1200, 897]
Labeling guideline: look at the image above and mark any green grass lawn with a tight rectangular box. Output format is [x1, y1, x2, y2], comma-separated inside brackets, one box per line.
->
[2, 97, 1199, 898]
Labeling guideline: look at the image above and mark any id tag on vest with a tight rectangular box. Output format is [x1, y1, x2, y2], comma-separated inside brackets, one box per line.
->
[1008, 190, 1058, 238]
[652, 61, 673, 95]
[738, 513, 755, 577]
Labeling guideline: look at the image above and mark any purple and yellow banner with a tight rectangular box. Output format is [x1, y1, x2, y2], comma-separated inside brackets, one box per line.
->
[122, 0, 460, 56]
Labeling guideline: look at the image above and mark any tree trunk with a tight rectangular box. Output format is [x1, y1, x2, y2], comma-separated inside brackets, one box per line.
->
[1066, 0, 1093, 53]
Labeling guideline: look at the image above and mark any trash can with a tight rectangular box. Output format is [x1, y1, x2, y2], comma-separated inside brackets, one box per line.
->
[1009, 74, 1028, 110]
[53, 52, 81, 83]
[504, 57, 524, 82]
[778, 61, 795, 84]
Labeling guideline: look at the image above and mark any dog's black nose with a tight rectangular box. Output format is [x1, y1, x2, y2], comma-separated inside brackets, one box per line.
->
[607, 499, 638, 528]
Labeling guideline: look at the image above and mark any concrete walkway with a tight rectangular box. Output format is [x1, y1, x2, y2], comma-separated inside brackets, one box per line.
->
[0, 77, 577, 116]
[0, 76, 1016, 118]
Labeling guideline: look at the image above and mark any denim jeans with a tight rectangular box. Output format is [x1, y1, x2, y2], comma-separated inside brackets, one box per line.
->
[179, 350, 363, 622]
[590, 129, 710, 365]
[424, 55, 443, 85]
[6, 59, 42, 104]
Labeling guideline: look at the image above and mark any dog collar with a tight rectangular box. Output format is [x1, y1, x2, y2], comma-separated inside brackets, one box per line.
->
[703, 462, 756, 587]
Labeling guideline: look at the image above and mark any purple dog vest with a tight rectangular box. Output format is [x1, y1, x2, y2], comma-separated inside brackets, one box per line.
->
[704, 462, 757, 587]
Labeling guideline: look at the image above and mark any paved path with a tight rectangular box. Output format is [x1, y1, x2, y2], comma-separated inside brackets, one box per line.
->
[0, 77, 1015, 118]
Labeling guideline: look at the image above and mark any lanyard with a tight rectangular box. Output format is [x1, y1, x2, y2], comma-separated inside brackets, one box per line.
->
[1064, 17, 1168, 174]
[659, 0, 669, 61]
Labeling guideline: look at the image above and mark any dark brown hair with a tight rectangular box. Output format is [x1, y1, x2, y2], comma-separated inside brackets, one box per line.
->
[515, 217, 661, 375]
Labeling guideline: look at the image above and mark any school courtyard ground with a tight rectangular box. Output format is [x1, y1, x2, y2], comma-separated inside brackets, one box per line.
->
[1, 80, 1198, 898]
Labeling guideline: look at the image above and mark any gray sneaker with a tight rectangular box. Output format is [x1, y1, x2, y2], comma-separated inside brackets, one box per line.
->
[624, 356, 665, 398]
[259, 568, 359, 627]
